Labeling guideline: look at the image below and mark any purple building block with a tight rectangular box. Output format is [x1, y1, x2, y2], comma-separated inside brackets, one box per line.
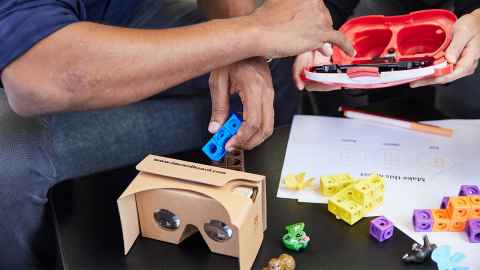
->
[465, 219, 480, 243]
[413, 209, 433, 232]
[440, 197, 449, 209]
[458, 185, 480, 196]
[370, 216, 394, 242]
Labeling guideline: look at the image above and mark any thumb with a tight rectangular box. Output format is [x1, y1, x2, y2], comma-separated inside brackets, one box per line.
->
[324, 30, 355, 57]
[208, 69, 230, 133]
[319, 42, 333, 57]
[446, 23, 474, 64]
[293, 52, 312, 90]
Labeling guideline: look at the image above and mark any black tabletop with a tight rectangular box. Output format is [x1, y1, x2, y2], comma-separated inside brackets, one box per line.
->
[49, 123, 440, 270]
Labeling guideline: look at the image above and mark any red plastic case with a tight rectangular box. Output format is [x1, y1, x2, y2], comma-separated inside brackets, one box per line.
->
[304, 9, 457, 89]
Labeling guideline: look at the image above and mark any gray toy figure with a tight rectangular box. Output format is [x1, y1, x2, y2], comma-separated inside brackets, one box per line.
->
[402, 235, 437, 264]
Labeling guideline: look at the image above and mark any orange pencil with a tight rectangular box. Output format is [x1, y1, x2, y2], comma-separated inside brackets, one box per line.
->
[339, 106, 453, 137]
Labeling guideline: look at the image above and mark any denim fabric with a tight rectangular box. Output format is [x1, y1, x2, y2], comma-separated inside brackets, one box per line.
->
[0, 0, 299, 269]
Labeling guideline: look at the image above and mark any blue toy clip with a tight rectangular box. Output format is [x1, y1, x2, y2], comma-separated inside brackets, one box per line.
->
[202, 113, 242, 161]
[431, 245, 470, 270]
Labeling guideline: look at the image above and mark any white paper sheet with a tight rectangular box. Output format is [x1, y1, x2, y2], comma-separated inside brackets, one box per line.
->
[278, 115, 480, 269]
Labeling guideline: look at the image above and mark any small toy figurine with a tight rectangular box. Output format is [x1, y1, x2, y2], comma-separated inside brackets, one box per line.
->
[283, 172, 315, 191]
[282, 223, 310, 251]
[262, 254, 296, 270]
[431, 245, 470, 270]
[402, 235, 437, 264]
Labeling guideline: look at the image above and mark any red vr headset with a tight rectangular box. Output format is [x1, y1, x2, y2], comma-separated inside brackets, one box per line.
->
[304, 9, 457, 89]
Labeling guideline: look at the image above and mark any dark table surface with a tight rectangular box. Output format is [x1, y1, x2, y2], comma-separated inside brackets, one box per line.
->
[50, 106, 444, 270]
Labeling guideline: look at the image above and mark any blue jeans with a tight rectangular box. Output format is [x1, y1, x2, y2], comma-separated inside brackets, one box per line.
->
[0, 1, 299, 269]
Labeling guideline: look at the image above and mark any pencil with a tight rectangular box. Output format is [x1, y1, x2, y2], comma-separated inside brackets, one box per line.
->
[338, 106, 453, 137]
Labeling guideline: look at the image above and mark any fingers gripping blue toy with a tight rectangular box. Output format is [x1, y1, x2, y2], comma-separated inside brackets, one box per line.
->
[202, 113, 243, 161]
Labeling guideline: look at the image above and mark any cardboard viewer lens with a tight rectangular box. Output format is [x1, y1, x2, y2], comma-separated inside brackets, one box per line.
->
[154, 209, 180, 230]
[204, 220, 233, 242]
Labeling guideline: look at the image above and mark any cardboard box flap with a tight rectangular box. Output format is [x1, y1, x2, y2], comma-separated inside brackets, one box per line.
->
[136, 155, 264, 187]
[117, 194, 140, 254]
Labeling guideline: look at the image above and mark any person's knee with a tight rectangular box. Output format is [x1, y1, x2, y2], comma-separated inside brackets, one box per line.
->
[0, 95, 56, 269]
[0, 99, 56, 206]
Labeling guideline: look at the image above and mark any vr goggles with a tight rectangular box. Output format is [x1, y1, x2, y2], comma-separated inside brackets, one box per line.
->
[304, 9, 457, 89]
[118, 155, 267, 270]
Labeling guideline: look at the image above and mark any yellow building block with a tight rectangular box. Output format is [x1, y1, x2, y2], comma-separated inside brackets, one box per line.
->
[333, 184, 355, 200]
[328, 196, 364, 225]
[351, 175, 384, 208]
[362, 197, 376, 212]
[365, 174, 385, 195]
[319, 173, 354, 196]
[283, 172, 314, 191]
[352, 181, 373, 205]
[326, 174, 385, 226]
[373, 195, 384, 208]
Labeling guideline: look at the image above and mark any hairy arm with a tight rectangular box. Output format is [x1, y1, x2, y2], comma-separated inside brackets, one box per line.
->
[1, 0, 354, 117]
[1, 18, 259, 116]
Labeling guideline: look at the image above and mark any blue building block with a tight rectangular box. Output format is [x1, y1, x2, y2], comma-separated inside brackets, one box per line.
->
[202, 113, 242, 161]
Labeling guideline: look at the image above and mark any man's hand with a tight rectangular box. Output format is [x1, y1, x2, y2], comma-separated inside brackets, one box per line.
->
[411, 9, 480, 88]
[208, 57, 274, 151]
[251, 0, 355, 58]
[293, 44, 342, 91]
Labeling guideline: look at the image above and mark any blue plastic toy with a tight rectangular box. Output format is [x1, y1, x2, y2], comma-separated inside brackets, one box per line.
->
[431, 245, 470, 270]
[202, 113, 242, 161]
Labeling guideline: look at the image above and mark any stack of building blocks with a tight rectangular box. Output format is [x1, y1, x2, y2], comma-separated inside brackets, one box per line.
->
[202, 113, 242, 161]
[326, 174, 385, 225]
[369, 216, 394, 242]
[412, 185, 480, 243]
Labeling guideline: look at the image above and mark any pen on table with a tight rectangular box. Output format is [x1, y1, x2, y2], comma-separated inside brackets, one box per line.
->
[338, 106, 453, 137]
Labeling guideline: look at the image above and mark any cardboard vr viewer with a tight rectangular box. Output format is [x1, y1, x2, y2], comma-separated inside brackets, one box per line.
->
[117, 155, 267, 270]
[304, 9, 457, 89]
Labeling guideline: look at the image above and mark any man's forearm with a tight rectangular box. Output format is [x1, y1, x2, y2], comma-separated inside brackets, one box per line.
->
[1, 18, 261, 115]
[198, 0, 257, 19]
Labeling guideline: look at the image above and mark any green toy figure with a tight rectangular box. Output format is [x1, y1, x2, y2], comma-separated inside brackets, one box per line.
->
[282, 223, 310, 251]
